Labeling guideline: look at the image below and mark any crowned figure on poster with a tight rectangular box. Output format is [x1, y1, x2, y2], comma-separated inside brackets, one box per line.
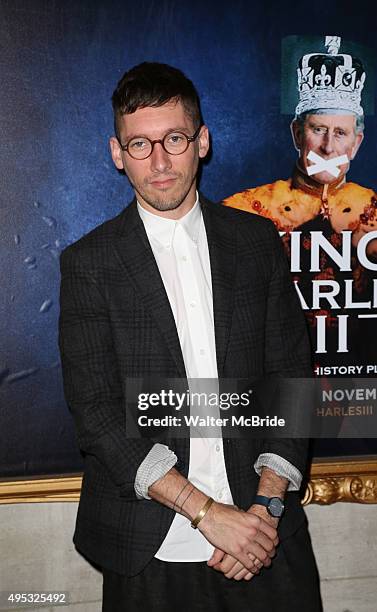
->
[224, 36, 377, 369]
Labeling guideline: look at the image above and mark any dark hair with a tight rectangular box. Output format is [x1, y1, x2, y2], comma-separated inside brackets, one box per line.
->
[111, 62, 203, 139]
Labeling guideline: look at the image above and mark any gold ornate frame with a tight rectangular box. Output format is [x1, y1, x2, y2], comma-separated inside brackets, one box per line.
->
[1, 457, 376, 505]
[303, 456, 377, 505]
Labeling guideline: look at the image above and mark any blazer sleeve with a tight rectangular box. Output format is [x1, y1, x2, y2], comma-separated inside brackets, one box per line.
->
[58, 246, 155, 499]
[261, 223, 313, 476]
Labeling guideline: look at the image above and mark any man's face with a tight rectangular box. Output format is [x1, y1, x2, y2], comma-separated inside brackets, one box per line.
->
[291, 114, 363, 184]
[109, 100, 209, 218]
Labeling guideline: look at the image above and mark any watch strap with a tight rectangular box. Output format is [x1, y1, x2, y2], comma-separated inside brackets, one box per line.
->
[254, 495, 271, 506]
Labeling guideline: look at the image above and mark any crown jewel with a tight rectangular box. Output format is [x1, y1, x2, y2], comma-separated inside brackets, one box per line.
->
[295, 36, 366, 116]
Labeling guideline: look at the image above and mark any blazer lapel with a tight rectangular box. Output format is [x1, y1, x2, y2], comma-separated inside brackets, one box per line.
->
[200, 197, 236, 378]
[112, 200, 186, 378]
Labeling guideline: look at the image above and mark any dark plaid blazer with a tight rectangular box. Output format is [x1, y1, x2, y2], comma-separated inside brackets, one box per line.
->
[59, 195, 312, 576]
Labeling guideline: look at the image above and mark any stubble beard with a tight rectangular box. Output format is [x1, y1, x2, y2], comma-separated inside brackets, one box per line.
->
[133, 172, 196, 213]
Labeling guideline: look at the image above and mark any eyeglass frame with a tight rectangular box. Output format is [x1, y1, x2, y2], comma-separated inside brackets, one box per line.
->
[116, 125, 202, 160]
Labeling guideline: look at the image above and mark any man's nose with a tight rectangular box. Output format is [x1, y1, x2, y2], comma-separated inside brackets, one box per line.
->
[320, 132, 335, 155]
[150, 142, 172, 173]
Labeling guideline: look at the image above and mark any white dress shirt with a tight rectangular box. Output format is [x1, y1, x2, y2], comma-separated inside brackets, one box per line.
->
[137, 195, 233, 561]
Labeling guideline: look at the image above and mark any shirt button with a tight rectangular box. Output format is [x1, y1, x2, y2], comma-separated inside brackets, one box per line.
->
[190, 301, 196, 308]
[215, 444, 220, 452]
[181, 255, 187, 262]
[218, 491, 223, 499]
[199, 348, 205, 355]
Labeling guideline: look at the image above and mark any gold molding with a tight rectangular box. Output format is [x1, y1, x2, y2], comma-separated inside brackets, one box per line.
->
[0, 475, 82, 504]
[1, 457, 377, 505]
[303, 456, 377, 505]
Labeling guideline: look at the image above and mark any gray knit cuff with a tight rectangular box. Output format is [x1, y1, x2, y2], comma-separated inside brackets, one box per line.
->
[254, 453, 302, 491]
[134, 443, 178, 500]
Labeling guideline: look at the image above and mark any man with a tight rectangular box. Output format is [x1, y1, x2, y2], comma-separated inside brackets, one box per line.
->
[59, 62, 321, 611]
[224, 36, 377, 364]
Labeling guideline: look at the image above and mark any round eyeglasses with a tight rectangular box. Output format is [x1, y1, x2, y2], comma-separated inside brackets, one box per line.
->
[117, 126, 202, 160]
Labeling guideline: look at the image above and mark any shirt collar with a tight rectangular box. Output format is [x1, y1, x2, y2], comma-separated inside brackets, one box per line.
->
[137, 192, 201, 250]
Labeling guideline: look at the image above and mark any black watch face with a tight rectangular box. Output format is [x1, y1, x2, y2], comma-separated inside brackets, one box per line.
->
[268, 497, 284, 517]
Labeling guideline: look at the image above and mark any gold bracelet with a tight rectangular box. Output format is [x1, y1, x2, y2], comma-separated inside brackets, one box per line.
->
[190, 497, 214, 529]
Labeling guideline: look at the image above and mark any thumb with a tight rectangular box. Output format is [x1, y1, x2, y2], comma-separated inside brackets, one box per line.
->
[207, 548, 225, 567]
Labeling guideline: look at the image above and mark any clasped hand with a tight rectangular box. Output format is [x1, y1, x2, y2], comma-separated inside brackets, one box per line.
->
[198, 501, 279, 581]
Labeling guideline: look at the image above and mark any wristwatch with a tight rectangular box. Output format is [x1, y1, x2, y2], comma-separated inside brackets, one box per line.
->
[253, 495, 285, 518]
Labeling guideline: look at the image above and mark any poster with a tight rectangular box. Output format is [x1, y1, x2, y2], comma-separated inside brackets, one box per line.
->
[0, 3, 376, 476]
[224, 35, 377, 454]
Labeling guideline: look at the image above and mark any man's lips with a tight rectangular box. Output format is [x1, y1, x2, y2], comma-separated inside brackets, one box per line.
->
[149, 177, 177, 189]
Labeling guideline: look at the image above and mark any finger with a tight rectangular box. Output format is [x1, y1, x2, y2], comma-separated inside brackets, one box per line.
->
[254, 516, 278, 542]
[238, 551, 260, 572]
[224, 558, 259, 580]
[207, 548, 225, 567]
[215, 554, 256, 578]
[234, 566, 258, 581]
[219, 555, 241, 575]
[253, 558, 263, 571]
[246, 542, 272, 567]
[245, 514, 278, 547]
[224, 561, 244, 579]
[212, 554, 239, 574]
[230, 551, 262, 580]
[254, 530, 276, 558]
[233, 567, 251, 580]
[233, 554, 261, 581]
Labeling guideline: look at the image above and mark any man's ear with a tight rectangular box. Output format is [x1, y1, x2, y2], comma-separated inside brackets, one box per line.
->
[198, 125, 210, 159]
[290, 120, 302, 153]
[350, 131, 364, 160]
[109, 136, 125, 170]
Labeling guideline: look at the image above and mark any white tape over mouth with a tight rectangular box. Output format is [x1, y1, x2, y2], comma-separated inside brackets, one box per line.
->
[306, 151, 349, 178]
